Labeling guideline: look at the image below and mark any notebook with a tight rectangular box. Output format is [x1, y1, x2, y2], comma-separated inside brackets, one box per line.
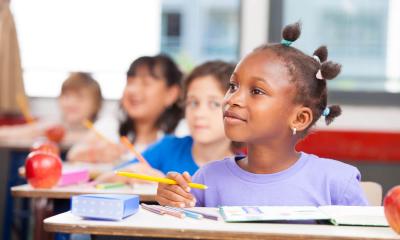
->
[219, 206, 389, 226]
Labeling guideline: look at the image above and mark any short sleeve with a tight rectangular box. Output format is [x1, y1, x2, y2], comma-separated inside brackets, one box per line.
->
[141, 138, 165, 169]
[191, 169, 205, 207]
[338, 169, 369, 206]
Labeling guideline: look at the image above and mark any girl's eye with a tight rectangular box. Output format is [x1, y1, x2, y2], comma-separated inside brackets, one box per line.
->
[209, 101, 221, 109]
[251, 88, 265, 95]
[186, 100, 199, 109]
[228, 82, 238, 92]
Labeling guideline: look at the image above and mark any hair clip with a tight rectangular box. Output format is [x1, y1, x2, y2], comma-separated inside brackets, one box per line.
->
[322, 107, 330, 117]
[281, 39, 293, 47]
[316, 69, 323, 80]
[313, 55, 321, 63]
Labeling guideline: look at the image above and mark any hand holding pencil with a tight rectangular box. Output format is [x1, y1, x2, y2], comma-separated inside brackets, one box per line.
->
[115, 135, 202, 208]
[155, 171, 198, 208]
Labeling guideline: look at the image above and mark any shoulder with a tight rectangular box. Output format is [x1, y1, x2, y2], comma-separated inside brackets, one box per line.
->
[302, 152, 367, 205]
[157, 135, 193, 146]
[193, 156, 233, 178]
[303, 152, 361, 179]
[145, 135, 193, 157]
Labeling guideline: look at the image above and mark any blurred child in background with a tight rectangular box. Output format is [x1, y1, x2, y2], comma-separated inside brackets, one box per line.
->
[97, 60, 241, 182]
[67, 54, 184, 163]
[0, 72, 102, 144]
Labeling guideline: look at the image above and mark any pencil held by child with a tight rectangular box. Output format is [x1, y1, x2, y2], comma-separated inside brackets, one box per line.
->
[116, 171, 207, 190]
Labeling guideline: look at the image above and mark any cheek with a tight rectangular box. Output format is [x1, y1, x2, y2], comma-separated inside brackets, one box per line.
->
[213, 110, 224, 126]
[251, 103, 291, 129]
[59, 97, 73, 108]
[121, 91, 130, 109]
[58, 99, 67, 110]
[185, 109, 195, 126]
[81, 100, 96, 115]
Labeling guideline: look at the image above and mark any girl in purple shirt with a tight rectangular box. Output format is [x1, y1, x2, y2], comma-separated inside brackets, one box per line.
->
[156, 22, 368, 208]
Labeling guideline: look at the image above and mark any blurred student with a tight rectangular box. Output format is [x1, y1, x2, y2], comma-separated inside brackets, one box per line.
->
[0, 72, 102, 144]
[97, 61, 240, 183]
[67, 54, 184, 163]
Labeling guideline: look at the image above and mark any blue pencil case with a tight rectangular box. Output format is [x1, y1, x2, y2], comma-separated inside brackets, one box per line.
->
[71, 194, 139, 221]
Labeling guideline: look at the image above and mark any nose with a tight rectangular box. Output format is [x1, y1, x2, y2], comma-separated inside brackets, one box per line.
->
[223, 88, 245, 109]
[125, 78, 143, 94]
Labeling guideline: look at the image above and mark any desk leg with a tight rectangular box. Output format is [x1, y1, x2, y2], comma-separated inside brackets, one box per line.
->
[33, 198, 54, 240]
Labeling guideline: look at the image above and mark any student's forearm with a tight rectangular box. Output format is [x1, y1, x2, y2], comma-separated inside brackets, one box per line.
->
[67, 145, 95, 163]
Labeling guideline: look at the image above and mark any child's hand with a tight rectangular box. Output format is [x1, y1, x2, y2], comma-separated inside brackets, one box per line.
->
[90, 141, 125, 163]
[156, 171, 196, 208]
[94, 171, 126, 184]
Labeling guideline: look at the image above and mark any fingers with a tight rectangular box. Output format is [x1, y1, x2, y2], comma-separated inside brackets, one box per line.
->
[182, 171, 192, 182]
[156, 195, 187, 208]
[167, 172, 190, 192]
[159, 184, 194, 201]
[156, 172, 196, 207]
[156, 183, 196, 208]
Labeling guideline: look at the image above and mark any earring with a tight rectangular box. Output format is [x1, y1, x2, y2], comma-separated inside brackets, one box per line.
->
[292, 127, 297, 135]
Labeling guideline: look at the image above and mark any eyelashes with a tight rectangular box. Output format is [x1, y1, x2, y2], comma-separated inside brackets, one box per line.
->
[228, 82, 238, 92]
[228, 82, 267, 96]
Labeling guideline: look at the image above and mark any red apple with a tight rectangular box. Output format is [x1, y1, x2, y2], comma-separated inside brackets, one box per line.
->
[25, 151, 62, 189]
[384, 185, 400, 234]
[31, 139, 60, 156]
[45, 125, 65, 143]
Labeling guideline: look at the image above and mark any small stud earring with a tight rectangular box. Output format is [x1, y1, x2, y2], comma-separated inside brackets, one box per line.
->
[292, 127, 297, 135]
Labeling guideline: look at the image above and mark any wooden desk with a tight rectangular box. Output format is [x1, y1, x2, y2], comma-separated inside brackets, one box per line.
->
[44, 208, 400, 240]
[11, 183, 157, 202]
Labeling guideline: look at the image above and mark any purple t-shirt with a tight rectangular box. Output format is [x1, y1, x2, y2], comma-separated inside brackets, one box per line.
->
[191, 152, 368, 207]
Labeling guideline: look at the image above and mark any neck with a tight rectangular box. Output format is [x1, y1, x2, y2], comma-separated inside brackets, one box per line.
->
[133, 120, 159, 145]
[192, 139, 233, 167]
[244, 138, 300, 174]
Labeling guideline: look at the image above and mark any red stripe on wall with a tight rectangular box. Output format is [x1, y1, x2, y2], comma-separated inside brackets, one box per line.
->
[296, 130, 400, 163]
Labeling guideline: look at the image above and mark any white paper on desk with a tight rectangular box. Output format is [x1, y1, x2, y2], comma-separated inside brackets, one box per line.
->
[220, 206, 330, 222]
[318, 206, 389, 226]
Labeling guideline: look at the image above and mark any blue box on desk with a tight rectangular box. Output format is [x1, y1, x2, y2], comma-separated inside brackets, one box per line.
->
[71, 194, 139, 221]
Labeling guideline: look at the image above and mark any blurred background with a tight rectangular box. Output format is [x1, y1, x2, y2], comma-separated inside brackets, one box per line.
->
[6, 0, 400, 99]
[0, 0, 399, 239]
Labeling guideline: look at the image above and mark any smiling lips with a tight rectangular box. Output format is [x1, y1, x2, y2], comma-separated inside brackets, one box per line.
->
[223, 110, 246, 122]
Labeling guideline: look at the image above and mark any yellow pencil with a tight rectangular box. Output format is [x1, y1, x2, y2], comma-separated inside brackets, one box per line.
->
[82, 119, 115, 145]
[116, 171, 208, 190]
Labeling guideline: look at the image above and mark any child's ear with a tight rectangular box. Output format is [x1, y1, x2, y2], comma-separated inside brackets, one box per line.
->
[289, 106, 313, 133]
[165, 85, 180, 107]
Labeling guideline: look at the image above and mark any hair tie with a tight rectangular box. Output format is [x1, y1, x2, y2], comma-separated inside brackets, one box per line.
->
[316, 69, 323, 80]
[322, 107, 330, 117]
[281, 39, 293, 47]
[313, 55, 321, 63]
